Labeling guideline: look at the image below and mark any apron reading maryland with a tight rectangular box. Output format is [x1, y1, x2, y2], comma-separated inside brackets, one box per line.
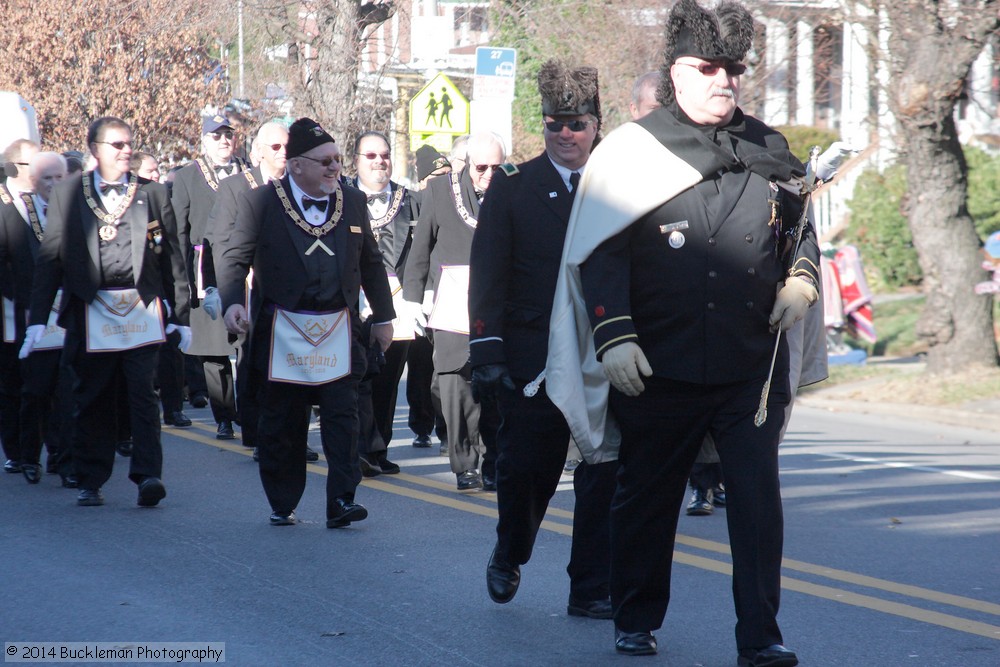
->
[85, 288, 166, 352]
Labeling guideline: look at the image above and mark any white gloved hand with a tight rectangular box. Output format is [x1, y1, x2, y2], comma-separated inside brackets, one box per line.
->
[815, 141, 856, 181]
[601, 341, 653, 397]
[769, 276, 819, 332]
[165, 324, 192, 353]
[201, 287, 222, 320]
[360, 303, 374, 321]
[18, 324, 45, 359]
[404, 299, 427, 334]
[421, 289, 435, 317]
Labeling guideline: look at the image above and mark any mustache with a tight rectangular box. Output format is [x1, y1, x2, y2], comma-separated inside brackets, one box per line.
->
[710, 87, 735, 98]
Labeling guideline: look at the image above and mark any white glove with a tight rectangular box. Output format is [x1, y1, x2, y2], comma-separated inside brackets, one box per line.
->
[601, 341, 653, 397]
[202, 287, 222, 320]
[360, 303, 374, 321]
[403, 299, 427, 333]
[165, 324, 192, 353]
[769, 276, 818, 332]
[815, 141, 856, 181]
[18, 324, 45, 359]
[421, 290, 435, 317]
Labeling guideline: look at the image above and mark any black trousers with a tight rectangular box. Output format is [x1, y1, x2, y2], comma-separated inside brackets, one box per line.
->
[202, 354, 238, 422]
[495, 385, 615, 600]
[406, 335, 445, 440]
[18, 348, 72, 471]
[257, 377, 362, 519]
[157, 341, 185, 414]
[0, 341, 22, 462]
[370, 339, 409, 447]
[608, 375, 789, 650]
[63, 310, 163, 490]
[235, 335, 261, 448]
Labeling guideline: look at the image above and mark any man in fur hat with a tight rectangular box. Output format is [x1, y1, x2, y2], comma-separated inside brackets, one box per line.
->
[469, 59, 618, 619]
[217, 118, 394, 528]
[545, 1, 818, 664]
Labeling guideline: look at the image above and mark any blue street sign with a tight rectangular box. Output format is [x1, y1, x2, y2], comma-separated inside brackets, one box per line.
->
[475, 47, 517, 78]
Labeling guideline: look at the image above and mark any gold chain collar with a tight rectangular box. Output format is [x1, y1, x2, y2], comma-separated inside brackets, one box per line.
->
[18, 193, 44, 241]
[273, 180, 344, 238]
[368, 187, 405, 230]
[82, 172, 139, 226]
[197, 157, 247, 191]
[450, 173, 477, 229]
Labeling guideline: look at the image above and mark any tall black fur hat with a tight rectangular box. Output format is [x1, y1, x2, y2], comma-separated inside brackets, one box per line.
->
[537, 59, 602, 129]
[656, 0, 756, 106]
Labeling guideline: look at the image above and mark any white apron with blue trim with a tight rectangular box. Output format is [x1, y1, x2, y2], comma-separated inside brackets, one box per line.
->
[85, 288, 166, 352]
[268, 307, 351, 385]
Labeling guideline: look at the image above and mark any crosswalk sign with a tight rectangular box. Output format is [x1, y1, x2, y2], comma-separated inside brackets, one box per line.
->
[409, 74, 469, 135]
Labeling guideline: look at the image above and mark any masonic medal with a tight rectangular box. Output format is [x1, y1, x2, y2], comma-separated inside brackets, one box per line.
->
[668, 231, 685, 249]
[99, 224, 118, 241]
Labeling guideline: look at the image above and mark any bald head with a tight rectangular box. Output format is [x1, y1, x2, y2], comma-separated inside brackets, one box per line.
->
[255, 121, 288, 179]
[29, 152, 68, 202]
[465, 131, 506, 192]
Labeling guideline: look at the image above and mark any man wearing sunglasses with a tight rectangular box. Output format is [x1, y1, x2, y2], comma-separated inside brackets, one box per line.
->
[469, 58, 618, 623]
[217, 117, 394, 529]
[171, 114, 248, 442]
[23, 116, 191, 509]
[206, 121, 289, 462]
[547, 1, 819, 664]
[402, 131, 505, 492]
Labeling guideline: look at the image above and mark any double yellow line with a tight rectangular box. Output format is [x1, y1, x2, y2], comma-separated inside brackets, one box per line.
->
[169, 424, 1000, 641]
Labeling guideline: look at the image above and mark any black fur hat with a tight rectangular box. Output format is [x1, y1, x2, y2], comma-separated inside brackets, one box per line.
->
[537, 59, 602, 129]
[656, 0, 756, 106]
[286, 117, 335, 159]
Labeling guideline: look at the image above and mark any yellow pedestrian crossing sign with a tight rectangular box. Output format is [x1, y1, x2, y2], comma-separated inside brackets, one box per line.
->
[409, 74, 468, 135]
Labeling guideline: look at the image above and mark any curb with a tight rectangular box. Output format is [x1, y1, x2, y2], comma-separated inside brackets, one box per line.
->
[797, 395, 1000, 434]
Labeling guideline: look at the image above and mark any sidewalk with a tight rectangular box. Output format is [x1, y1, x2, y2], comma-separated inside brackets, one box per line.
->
[797, 356, 1000, 434]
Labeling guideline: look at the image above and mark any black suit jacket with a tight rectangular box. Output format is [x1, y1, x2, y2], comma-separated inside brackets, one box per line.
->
[469, 153, 574, 381]
[203, 165, 265, 289]
[29, 172, 190, 329]
[216, 176, 394, 326]
[0, 200, 40, 307]
[350, 178, 417, 282]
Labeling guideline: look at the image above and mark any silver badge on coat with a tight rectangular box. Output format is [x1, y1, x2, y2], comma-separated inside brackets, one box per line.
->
[668, 231, 685, 249]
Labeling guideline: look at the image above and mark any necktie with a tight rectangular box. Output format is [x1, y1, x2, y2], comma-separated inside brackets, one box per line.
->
[366, 192, 388, 205]
[569, 171, 581, 192]
[100, 181, 126, 195]
[303, 197, 328, 212]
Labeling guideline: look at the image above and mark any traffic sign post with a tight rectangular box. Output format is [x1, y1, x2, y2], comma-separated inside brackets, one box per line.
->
[473, 47, 517, 101]
[409, 73, 469, 136]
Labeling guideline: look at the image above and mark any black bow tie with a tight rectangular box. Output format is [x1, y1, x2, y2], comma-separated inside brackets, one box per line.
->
[475, 190, 485, 200]
[216, 166, 234, 179]
[303, 197, 328, 212]
[99, 181, 126, 195]
[366, 192, 388, 205]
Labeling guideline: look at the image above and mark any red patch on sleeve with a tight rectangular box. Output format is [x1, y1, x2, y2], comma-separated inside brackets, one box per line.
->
[594, 306, 605, 317]
[473, 319, 485, 335]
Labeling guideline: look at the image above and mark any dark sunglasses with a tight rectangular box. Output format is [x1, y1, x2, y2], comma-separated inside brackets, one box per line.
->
[361, 152, 391, 160]
[266, 143, 286, 152]
[675, 61, 747, 77]
[97, 140, 133, 150]
[209, 130, 235, 141]
[299, 154, 341, 169]
[544, 119, 593, 133]
[471, 162, 501, 174]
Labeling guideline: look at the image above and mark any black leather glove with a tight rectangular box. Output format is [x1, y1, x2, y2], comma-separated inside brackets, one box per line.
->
[471, 363, 516, 403]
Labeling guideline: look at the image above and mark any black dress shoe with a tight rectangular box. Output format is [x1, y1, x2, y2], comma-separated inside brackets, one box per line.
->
[164, 410, 192, 427]
[190, 393, 209, 408]
[376, 453, 400, 474]
[22, 463, 42, 484]
[116, 439, 133, 457]
[327, 496, 368, 528]
[686, 487, 714, 516]
[216, 421, 235, 440]
[137, 477, 167, 507]
[269, 511, 296, 526]
[486, 545, 520, 603]
[615, 629, 657, 656]
[412, 434, 432, 448]
[359, 454, 382, 477]
[737, 644, 798, 667]
[4, 459, 22, 473]
[712, 483, 727, 507]
[481, 474, 497, 492]
[77, 488, 105, 506]
[61, 474, 80, 489]
[567, 595, 613, 619]
[457, 469, 482, 490]
[46, 458, 58, 474]
[305, 446, 319, 462]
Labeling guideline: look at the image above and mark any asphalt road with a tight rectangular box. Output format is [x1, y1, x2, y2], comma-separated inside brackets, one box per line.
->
[1, 393, 998, 667]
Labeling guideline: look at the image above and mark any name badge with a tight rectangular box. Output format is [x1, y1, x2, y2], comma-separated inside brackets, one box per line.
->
[659, 220, 689, 234]
[268, 307, 351, 385]
[85, 288, 166, 352]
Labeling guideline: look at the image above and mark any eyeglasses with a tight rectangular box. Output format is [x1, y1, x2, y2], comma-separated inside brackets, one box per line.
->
[543, 119, 593, 133]
[266, 143, 286, 152]
[675, 61, 747, 77]
[299, 154, 341, 169]
[471, 162, 501, 174]
[361, 152, 391, 161]
[97, 140, 133, 150]
[208, 130, 235, 141]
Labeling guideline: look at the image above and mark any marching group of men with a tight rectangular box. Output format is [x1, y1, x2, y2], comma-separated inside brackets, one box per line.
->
[0, 1, 837, 664]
